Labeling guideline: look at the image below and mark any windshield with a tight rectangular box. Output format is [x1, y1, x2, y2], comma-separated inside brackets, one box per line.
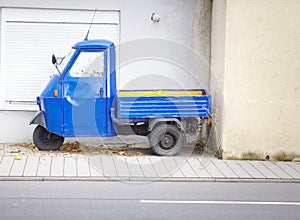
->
[53, 49, 76, 75]
[70, 51, 105, 77]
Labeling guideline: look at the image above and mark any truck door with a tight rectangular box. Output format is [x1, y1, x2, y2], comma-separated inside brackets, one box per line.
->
[63, 49, 107, 136]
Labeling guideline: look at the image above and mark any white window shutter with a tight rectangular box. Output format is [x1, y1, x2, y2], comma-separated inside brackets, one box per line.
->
[1, 8, 119, 109]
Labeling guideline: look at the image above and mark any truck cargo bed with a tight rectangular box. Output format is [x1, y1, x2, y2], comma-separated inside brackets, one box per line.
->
[117, 90, 211, 119]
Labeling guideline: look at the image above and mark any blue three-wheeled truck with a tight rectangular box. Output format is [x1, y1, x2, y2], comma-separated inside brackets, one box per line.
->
[30, 39, 212, 156]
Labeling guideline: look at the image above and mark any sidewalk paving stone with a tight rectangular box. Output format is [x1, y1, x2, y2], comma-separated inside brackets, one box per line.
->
[224, 160, 252, 179]
[286, 162, 300, 173]
[162, 157, 185, 178]
[23, 156, 39, 176]
[10, 157, 27, 176]
[126, 157, 144, 178]
[50, 157, 64, 177]
[0, 156, 14, 176]
[137, 157, 158, 178]
[248, 161, 278, 179]
[174, 158, 198, 178]
[261, 161, 292, 179]
[37, 157, 51, 177]
[113, 156, 130, 178]
[187, 158, 211, 178]
[101, 155, 117, 178]
[276, 161, 300, 179]
[211, 160, 238, 179]
[149, 157, 170, 178]
[77, 157, 90, 177]
[235, 161, 265, 179]
[64, 157, 77, 177]
[1, 150, 300, 182]
[89, 156, 104, 177]
[200, 159, 224, 178]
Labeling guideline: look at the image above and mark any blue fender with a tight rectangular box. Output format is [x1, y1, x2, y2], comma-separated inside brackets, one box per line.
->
[29, 111, 46, 127]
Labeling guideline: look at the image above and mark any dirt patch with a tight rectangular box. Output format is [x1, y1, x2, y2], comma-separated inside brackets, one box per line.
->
[0, 142, 208, 158]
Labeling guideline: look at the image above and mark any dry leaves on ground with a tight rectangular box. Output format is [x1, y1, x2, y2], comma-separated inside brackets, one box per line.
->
[1, 142, 150, 157]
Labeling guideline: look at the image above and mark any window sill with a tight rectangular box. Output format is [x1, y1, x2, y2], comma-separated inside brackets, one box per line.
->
[0, 105, 39, 112]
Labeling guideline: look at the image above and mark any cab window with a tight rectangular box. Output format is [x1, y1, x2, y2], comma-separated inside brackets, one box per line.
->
[70, 51, 104, 77]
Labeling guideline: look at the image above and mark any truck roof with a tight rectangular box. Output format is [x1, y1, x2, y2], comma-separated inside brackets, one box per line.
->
[73, 39, 114, 49]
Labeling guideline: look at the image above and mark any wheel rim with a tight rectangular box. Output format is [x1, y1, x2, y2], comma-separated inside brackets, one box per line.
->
[41, 130, 54, 143]
[45, 132, 52, 142]
[160, 133, 175, 150]
[39, 127, 61, 144]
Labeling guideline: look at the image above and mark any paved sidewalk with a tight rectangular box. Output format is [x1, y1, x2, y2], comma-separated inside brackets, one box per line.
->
[0, 155, 300, 182]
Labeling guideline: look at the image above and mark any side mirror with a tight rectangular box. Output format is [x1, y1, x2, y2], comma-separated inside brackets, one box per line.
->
[56, 57, 63, 65]
[52, 54, 62, 76]
[52, 54, 57, 65]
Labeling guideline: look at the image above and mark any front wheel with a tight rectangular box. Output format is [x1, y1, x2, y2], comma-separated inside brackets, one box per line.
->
[148, 124, 184, 156]
[33, 125, 64, 151]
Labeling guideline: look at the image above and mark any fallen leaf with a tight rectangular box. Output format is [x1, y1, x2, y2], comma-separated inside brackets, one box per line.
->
[10, 149, 21, 153]
[14, 156, 22, 160]
[107, 150, 114, 155]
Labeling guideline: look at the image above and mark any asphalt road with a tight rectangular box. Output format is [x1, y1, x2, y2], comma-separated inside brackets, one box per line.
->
[0, 181, 299, 220]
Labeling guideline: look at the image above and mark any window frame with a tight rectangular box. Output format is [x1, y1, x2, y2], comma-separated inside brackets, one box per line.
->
[65, 48, 108, 79]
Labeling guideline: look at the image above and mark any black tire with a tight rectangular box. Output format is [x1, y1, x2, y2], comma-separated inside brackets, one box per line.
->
[148, 124, 184, 156]
[33, 125, 64, 151]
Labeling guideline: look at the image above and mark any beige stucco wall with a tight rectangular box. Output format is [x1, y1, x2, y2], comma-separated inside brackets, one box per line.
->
[218, 0, 300, 157]
[210, 0, 226, 154]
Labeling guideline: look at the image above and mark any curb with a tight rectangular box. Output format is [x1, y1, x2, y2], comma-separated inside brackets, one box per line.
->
[1, 176, 300, 183]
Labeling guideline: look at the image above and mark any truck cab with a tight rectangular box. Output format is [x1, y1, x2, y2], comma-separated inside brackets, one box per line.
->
[30, 39, 212, 156]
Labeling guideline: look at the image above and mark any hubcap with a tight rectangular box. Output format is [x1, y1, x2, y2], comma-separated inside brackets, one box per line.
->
[46, 132, 52, 141]
[160, 134, 175, 149]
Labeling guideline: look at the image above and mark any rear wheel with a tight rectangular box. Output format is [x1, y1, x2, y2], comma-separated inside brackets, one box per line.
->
[33, 125, 64, 151]
[148, 124, 184, 156]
